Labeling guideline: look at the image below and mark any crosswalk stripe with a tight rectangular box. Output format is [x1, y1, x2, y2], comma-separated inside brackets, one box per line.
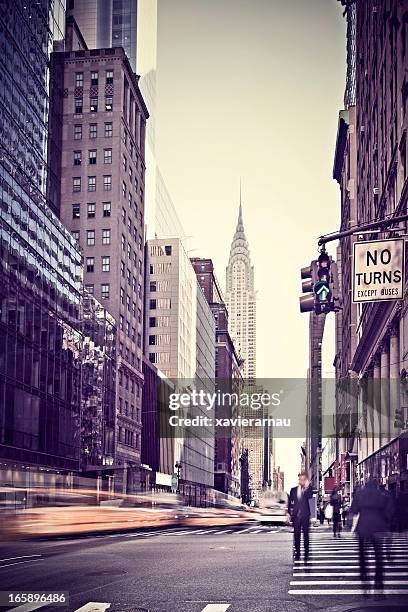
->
[289, 589, 408, 595]
[74, 604, 111, 611]
[294, 572, 408, 577]
[290, 580, 408, 585]
[5, 604, 49, 612]
[200, 605, 230, 612]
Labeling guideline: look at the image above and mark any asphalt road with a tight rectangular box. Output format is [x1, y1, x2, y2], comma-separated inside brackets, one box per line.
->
[0, 525, 407, 612]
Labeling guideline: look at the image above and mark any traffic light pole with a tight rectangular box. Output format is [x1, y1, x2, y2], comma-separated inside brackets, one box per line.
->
[318, 213, 408, 247]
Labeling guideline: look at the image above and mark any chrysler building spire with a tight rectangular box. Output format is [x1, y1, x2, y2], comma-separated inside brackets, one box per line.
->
[225, 196, 256, 379]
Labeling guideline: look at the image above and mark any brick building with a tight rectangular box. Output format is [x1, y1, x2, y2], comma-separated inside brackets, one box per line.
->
[55, 45, 149, 492]
[191, 258, 243, 498]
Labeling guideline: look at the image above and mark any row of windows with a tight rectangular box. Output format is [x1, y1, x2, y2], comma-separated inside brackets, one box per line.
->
[85, 282, 111, 300]
[74, 96, 113, 114]
[118, 426, 139, 449]
[118, 397, 140, 421]
[73, 149, 112, 165]
[72, 202, 111, 219]
[75, 70, 114, 88]
[119, 316, 142, 345]
[120, 262, 143, 293]
[149, 299, 171, 310]
[149, 245, 172, 257]
[120, 287, 142, 313]
[86, 256, 110, 273]
[148, 352, 170, 365]
[72, 175, 112, 192]
[74, 122, 112, 140]
[72, 229, 111, 246]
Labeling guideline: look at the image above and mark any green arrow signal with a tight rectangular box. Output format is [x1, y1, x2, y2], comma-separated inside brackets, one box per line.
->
[315, 281, 330, 302]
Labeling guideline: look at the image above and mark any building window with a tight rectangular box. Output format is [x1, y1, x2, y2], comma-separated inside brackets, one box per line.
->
[102, 256, 110, 272]
[149, 299, 157, 309]
[88, 176, 96, 192]
[72, 177, 81, 192]
[72, 203, 80, 219]
[119, 315, 124, 331]
[104, 148, 112, 164]
[104, 122, 113, 137]
[165, 245, 172, 256]
[149, 316, 156, 327]
[106, 70, 114, 84]
[149, 335, 156, 346]
[121, 234, 126, 250]
[72, 230, 80, 242]
[90, 97, 98, 112]
[103, 202, 111, 217]
[149, 353, 156, 364]
[101, 284, 110, 299]
[103, 175, 112, 191]
[85, 283, 94, 295]
[120, 287, 125, 305]
[89, 150, 97, 165]
[150, 281, 157, 292]
[87, 202, 96, 218]
[86, 257, 94, 273]
[89, 123, 97, 138]
[122, 181, 127, 198]
[75, 72, 84, 87]
[75, 98, 83, 114]
[123, 155, 127, 172]
[87, 230, 95, 246]
[91, 71, 98, 86]
[102, 229, 111, 245]
[73, 151, 81, 165]
[121, 261, 125, 277]
[74, 124, 82, 140]
[105, 96, 113, 111]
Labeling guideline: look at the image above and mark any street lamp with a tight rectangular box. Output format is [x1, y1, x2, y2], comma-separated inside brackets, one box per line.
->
[175, 461, 182, 494]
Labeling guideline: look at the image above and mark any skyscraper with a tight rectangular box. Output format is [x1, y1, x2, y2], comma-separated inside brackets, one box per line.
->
[0, 0, 83, 480]
[225, 202, 256, 380]
[68, 0, 185, 240]
[225, 198, 261, 498]
[56, 45, 149, 493]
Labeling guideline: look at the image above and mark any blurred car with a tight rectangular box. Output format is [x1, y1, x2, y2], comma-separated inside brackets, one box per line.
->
[255, 490, 289, 525]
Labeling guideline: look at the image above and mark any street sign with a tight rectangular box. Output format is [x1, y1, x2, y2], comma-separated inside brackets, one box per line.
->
[352, 238, 405, 303]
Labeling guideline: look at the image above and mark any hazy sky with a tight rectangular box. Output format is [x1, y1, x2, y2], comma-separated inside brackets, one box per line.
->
[156, 0, 345, 488]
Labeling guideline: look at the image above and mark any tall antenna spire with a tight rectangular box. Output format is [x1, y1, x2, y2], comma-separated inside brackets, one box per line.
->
[239, 178, 243, 224]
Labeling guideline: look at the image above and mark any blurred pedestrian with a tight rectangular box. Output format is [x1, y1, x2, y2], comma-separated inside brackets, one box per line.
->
[350, 478, 388, 598]
[341, 498, 349, 528]
[325, 501, 333, 524]
[330, 486, 342, 538]
[318, 501, 325, 525]
[379, 484, 395, 562]
[288, 472, 313, 563]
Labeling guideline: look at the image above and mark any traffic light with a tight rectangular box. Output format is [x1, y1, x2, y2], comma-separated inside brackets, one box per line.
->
[299, 251, 341, 315]
[299, 260, 318, 313]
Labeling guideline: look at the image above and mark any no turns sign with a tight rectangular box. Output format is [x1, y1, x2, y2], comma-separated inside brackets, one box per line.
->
[352, 238, 405, 303]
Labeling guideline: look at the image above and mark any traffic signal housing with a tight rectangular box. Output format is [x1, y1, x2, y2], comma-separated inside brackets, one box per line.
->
[299, 252, 341, 315]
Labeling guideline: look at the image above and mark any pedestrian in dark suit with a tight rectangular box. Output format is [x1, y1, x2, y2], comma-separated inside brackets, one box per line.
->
[288, 472, 313, 562]
[330, 486, 342, 538]
[350, 479, 388, 596]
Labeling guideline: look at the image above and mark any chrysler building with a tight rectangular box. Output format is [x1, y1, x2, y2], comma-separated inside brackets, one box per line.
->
[225, 202, 257, 380]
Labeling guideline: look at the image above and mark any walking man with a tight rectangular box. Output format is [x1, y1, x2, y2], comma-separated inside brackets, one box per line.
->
[330, 486, 342, 537]
[350, 478, 388, 597]
[288, 472, 313, 563]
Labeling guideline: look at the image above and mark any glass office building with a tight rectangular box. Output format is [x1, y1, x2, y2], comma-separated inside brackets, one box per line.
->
[0, 0, 83, 475]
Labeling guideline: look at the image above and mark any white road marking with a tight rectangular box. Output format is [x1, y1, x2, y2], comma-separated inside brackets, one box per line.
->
[290, 579, 408, 585]
[200, 605, 231, 612]
[6, 604, 50, 612]
[74, 603, 111, 612]
[293, 572, 408, 577]
[0, 555, 41, 562]
[288, 589, 408, 595]
[0, 559, 43, 570]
